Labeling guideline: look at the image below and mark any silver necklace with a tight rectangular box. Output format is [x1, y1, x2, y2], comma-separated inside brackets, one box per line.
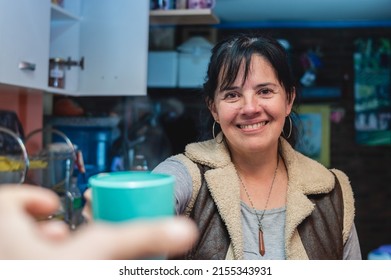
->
[237, 155, 280, 256]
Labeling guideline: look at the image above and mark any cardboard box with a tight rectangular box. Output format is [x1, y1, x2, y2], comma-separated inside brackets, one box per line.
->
[147, 51, 178, 87]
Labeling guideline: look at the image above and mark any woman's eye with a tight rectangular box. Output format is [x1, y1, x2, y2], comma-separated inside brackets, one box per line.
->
[259, 88, 273, 95]
[223, 92, 239, 99]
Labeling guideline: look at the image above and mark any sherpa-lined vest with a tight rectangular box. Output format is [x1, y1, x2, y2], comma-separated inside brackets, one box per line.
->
[175, 166, 344, 260]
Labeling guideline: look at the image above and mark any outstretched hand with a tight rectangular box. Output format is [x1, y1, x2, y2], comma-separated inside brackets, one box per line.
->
[0, 185, 197, 259]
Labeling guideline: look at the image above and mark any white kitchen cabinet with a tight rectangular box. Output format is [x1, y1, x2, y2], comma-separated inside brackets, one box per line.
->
[49, 0, 149, 96]
[0, 0, 149, 96]
[0, 0, 50, 90]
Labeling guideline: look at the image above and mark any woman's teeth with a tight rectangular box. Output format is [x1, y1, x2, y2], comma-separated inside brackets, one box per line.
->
[239, 121, 267, 129]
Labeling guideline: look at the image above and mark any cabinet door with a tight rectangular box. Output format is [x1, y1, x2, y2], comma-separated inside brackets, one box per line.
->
[78, 0, 149, 96]
[0, 0, 50, 90]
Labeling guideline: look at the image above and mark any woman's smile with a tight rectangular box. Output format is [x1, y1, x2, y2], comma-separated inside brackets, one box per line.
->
[237, 121, 269, 131]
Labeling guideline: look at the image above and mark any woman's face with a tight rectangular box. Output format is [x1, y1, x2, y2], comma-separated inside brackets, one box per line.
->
[209, 54, 295, 155]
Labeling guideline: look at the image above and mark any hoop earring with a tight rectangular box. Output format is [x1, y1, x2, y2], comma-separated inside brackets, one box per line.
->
[212, 121, 223, 144]
[283, 115, 292, 139]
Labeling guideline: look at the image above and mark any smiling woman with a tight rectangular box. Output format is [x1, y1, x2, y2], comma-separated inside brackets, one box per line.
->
[208, 54, 294, 156]
[151, 33, 362, 260]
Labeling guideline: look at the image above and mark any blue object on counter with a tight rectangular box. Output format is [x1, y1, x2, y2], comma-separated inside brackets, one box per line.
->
[57, 126, 113, 172]
[48, 116, 120, 173]
[73, 164, 100, 194]
[368, 244, 391, 260]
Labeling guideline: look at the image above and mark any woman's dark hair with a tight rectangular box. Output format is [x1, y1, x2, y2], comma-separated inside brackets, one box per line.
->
[200, 33, 298, 147]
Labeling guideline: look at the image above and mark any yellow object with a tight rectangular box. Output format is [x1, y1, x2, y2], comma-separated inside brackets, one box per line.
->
[0, 156, 23, 171]
[0, 156, 47, 171]
[30, 160, 48, 169]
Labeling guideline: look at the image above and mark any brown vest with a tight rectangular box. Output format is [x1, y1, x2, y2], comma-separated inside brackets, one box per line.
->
[174, 167, 344, 260]
[297, 172, 344, 259]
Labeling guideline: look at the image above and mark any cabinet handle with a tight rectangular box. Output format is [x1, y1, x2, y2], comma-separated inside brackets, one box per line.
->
[18, 61, 36, 71]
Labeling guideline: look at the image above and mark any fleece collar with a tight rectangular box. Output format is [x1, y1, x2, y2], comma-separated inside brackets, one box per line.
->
[184, 135, 335, 260]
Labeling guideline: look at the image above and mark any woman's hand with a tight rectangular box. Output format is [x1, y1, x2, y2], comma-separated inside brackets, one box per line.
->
[0, 184, 197, 259]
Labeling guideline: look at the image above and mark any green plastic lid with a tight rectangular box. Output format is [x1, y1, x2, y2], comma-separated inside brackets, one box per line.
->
[88, 171, 174, 189]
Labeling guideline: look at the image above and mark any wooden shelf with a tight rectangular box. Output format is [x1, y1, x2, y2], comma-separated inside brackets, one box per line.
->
[149, 9, 219, 25]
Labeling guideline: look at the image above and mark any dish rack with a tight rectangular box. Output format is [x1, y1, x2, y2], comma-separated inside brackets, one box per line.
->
[0, 126, 83, 229]
[0, 127, 29, 184]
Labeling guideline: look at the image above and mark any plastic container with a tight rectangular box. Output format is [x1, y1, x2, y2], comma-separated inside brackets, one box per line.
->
[177, 36, 212, 87]
[151, 0, 172, 10]
[49, 116, 120, 173]
[89, 171, 175, 222]
[55, 126, 113, 172]
[147, 51, 178, 87]
[187, 0, 215, 9]
[49, 58, 66, 88]
[368, 244, 391, 260]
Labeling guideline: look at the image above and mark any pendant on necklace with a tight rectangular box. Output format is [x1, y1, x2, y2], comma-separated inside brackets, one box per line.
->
[259, 227, 265, 256]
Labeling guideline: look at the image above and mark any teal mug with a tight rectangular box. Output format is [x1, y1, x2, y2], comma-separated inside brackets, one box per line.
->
[89, 171, 175, 223]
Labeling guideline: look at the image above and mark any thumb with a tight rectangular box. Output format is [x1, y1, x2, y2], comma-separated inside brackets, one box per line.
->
[0, 185, 60, 217]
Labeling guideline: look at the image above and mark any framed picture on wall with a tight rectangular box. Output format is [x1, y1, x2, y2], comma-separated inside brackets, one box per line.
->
[354, 68, 391, 145]
[353, 38, 391, 146]
[295, 105, 331, 167]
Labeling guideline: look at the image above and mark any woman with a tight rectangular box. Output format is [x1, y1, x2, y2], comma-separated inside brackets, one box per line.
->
[153, 33, 361, 259]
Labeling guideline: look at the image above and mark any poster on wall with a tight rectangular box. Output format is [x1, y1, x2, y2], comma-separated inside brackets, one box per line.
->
[295, 105, 331, 167]
[354, 38, 391, 145]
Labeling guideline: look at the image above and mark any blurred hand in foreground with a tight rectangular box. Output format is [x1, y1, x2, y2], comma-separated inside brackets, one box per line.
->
[0, 185, 197, 259]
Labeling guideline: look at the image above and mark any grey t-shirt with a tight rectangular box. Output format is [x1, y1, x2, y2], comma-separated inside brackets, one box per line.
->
[153, 157, 362, 260]
[242, 203, 286, 259]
